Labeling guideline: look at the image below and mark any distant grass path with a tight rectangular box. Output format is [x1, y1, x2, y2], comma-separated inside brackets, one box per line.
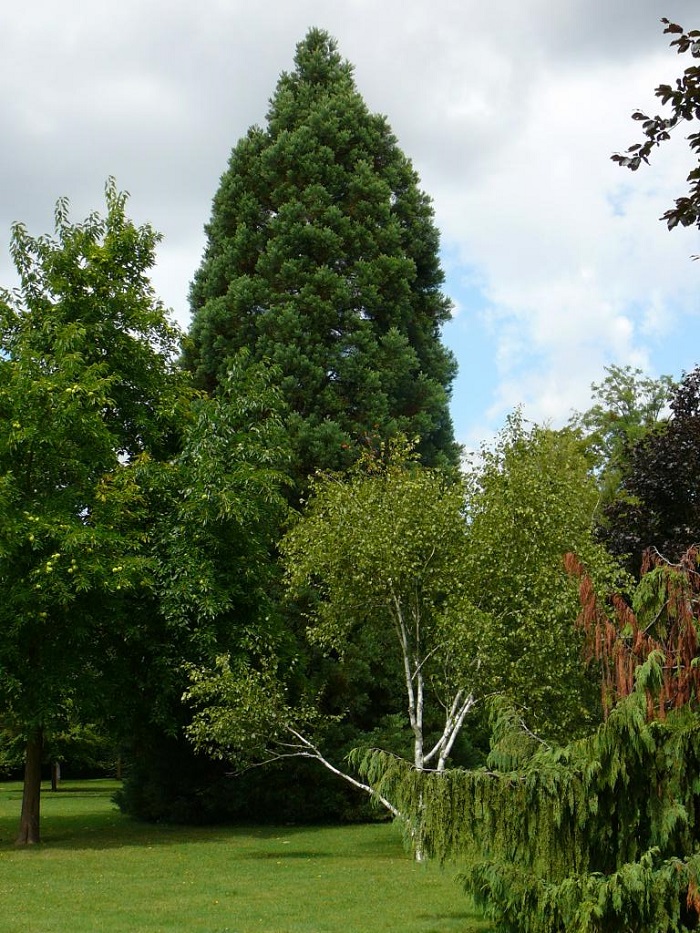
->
[0, 779, 492, 933]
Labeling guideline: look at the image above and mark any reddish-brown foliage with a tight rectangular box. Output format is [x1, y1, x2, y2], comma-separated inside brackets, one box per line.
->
[567, 546, 700, 718]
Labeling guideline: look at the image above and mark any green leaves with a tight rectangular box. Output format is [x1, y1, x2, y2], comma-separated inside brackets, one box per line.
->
[279, 439, 482, 777]
[0, 184, 194, 831]
[571, 364, 676, 506]
[601, 366, 700, 574]
[187, 28, 458, 488]
[282, 441, 469, 651]
[463, 414, 626, 739]
[153, 351, 290, 632]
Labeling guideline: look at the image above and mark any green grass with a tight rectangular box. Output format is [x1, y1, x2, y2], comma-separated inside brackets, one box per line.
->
[0, 779, 492, 933]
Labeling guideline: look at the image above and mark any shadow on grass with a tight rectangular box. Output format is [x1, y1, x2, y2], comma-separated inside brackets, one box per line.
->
[1, 783, 403, 854]
[0, 817, 360, 851]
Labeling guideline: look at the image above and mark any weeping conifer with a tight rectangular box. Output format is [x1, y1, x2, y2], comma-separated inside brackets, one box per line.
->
[355, 547, 700, 932]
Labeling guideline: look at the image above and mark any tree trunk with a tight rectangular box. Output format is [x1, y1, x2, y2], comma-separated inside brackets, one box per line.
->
[51, 760, 61, 792]
[16, 728, 43, 845]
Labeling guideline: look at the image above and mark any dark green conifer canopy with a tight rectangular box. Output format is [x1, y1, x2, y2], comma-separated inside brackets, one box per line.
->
[186, 28, 458, 484]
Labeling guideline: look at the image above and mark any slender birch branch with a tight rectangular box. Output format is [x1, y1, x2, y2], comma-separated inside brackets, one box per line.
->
[283, 726, 401, 818]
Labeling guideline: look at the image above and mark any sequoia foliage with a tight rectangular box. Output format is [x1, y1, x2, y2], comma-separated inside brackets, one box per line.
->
[186, 28, 459, 487]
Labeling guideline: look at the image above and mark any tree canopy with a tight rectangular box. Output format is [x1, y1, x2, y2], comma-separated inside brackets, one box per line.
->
[282, 441, 482, 774]
[0, 181, 190, 843]
[183, 441, 482, 831]
[186, 28, 459, 487]
[110, 352, 293, 824]
[571, 364, 676, 506]
[461, 415, 625, 740]
[601, 365, 700, 575]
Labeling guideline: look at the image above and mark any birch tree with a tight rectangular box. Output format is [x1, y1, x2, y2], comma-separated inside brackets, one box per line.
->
[280, 441, 486, 777]
[185, 441, 487, 826]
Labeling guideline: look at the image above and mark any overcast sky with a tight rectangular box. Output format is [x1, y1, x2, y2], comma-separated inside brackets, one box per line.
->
[2, 0, 698, 447]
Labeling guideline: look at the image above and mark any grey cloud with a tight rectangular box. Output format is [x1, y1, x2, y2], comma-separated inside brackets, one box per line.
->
[1, 0, 698, 436]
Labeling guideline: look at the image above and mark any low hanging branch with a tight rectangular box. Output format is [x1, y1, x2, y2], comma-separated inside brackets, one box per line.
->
[183, 654, 408, 821]
[565, 545, 700, 718]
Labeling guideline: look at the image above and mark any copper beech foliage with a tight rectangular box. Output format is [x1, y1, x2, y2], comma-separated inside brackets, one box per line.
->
[566, 546, 700, 719]
[613, 19, 700, 234]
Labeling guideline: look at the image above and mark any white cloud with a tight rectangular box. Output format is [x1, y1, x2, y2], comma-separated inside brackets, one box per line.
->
[0, 0, 698, 444]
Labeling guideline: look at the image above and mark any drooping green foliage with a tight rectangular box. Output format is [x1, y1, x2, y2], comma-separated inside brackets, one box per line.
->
[462, 414, 626, 740]
[358, 679, 700, 932]
[356, 549, 700, 932]
[186, 28, 459, 487]
[0, 180, 191, 842]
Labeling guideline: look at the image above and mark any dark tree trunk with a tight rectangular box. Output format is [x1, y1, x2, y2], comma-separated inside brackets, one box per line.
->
[16, 728, 43, 845]
[50, 761, 60, 792]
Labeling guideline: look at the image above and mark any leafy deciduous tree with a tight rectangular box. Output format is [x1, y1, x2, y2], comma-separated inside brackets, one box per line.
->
[110, 353, 292, 825]
[462, 415, 625, 740]
[571, 364, 676, 504]
[601, 365, 700, 575]
[0, 181, 189, 843]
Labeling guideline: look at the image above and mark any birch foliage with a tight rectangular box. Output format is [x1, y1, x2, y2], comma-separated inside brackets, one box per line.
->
[281, 441, 485, 773]
[462, 415, 626, 739]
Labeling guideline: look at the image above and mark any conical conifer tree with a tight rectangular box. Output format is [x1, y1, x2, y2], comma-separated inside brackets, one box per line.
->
[186, 28, 459, 485]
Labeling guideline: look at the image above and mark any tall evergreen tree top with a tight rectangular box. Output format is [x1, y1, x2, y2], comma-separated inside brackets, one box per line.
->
[186, 28, 458, 484]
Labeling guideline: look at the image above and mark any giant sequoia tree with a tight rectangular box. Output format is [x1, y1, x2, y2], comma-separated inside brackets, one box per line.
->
[186, 28, 458, 484]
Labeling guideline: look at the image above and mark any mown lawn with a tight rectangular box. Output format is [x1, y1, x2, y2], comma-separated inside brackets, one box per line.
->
[0, 779, 492, 933]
